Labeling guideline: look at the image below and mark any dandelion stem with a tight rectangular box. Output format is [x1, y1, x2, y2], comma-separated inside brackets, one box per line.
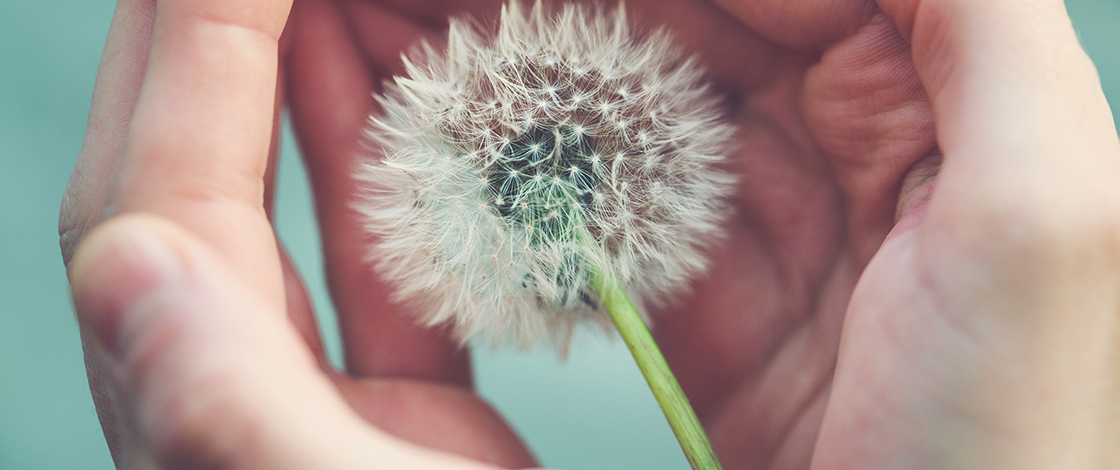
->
[589, 269, 724, 470]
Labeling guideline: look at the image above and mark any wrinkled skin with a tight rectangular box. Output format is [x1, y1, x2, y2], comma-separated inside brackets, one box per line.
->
[62, 0, 1120, 468]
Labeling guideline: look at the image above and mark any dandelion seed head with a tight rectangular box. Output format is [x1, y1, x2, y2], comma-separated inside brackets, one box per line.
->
[358, 1, 736, 347]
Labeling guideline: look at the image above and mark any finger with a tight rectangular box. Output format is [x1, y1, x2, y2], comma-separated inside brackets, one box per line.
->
[712, 0, 878, 50]
[801, 14, 935, 263]
[60, 2, 160, 463]
[69, 214, 367, 469]
[68, 214, 503, 470]
[267, 28, 331, 362]
[109, 0, 293, 305]
[62, 0, 324, 456]
[287, 0, 470, 384]
[60, 0, 157, 265]
[876, 0, 1120, 230]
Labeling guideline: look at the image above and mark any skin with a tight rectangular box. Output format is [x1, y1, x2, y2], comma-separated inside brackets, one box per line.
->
[60, 0, 1120, 468]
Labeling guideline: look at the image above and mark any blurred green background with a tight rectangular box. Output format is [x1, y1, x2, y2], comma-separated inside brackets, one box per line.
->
[1, 1, 1117, 469]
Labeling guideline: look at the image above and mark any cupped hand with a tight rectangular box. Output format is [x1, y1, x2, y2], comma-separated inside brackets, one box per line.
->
[61, 0, 536, 468]
[622, 0, 1118, 468]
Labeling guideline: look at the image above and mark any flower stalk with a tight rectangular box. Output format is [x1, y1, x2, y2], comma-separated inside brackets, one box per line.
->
[586, 238, 723, 470]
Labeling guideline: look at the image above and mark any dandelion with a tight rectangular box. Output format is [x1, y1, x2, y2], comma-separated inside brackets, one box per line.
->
[359, 1, 734, 345]
[357, 2, 733, 468]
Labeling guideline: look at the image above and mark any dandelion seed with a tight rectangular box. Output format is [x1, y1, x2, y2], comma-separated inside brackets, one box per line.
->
[357, 0, 735, 347]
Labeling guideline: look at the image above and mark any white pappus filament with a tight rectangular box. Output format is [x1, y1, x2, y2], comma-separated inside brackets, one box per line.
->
[357, 0, 736, 347]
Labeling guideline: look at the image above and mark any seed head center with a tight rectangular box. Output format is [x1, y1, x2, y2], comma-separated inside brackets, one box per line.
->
[486, 125, 598, 241]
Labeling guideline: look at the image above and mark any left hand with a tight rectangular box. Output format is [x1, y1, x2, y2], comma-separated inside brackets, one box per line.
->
[60, 0, 536, 467]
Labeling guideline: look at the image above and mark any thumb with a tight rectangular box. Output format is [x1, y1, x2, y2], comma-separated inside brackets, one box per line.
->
[877, 0, 1119, 228]
[67, 214, 492, 469]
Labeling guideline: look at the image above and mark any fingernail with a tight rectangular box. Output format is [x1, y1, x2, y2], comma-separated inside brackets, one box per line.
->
[70, 220, 182, 357]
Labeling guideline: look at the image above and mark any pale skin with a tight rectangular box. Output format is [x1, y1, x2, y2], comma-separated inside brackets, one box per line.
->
[60, 0, 1120, 468]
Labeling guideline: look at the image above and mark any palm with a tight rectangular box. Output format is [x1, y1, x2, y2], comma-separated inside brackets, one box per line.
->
[284, 0, 935, 468]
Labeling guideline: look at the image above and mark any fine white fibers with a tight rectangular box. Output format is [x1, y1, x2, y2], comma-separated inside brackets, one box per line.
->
[357, 1, 736, 347]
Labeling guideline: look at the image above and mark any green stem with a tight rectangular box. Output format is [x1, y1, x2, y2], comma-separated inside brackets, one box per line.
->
[589, 269, 724, 470]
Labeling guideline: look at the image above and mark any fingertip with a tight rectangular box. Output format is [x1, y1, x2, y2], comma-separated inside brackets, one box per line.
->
[69, 214, 185, 357]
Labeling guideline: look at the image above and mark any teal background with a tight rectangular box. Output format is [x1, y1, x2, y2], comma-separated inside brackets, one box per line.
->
[1, 1, 1117, 469]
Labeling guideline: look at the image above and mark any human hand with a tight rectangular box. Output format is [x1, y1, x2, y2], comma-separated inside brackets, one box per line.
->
[808, 1, 1120, 468]
[285, 0, 1120, 468]
[64, 0, 1120, 467]
[61, 0, 537, 468]
[653, 0, 1120, 468]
